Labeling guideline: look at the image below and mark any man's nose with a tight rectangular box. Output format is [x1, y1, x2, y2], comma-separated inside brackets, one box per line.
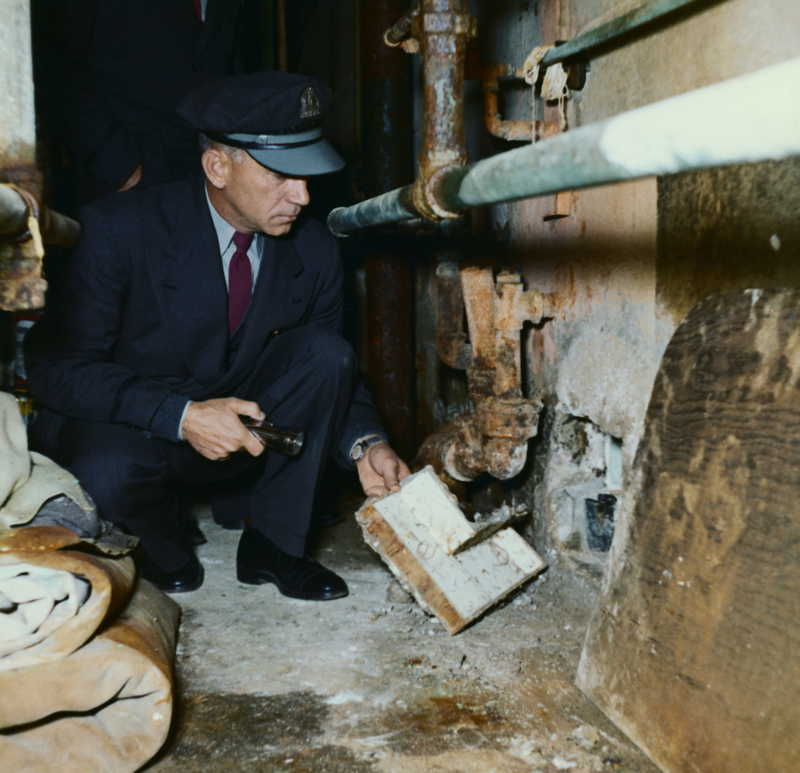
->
[288, 178, 310, 206]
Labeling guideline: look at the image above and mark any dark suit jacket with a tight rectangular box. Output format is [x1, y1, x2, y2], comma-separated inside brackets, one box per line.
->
[25, 173, 382, 465]
[53, 0, 242, 201]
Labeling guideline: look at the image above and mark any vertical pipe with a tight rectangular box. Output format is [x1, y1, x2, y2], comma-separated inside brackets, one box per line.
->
[418, 0, 469, 176]
[276, 0, 288, 71]
[0, 0, 36, 171]
[361, 0, 415, 459]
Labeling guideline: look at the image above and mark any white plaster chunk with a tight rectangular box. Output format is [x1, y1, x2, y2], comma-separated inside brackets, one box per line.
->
[363, 467, 547, 632]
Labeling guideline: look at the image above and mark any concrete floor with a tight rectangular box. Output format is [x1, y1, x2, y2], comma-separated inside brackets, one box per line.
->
[144, 490, 658, 773]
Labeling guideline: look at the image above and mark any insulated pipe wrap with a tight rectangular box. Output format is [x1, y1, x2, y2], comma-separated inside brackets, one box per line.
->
[329, 57, 800, 234]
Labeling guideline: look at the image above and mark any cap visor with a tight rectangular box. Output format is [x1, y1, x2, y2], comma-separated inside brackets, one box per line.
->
[247, 139, 344, 176]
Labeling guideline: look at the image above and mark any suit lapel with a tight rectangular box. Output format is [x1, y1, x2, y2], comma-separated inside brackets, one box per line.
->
[149, 175, 230, 387]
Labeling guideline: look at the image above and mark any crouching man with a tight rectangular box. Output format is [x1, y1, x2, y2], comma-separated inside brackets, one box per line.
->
[25, 71, 409, 597]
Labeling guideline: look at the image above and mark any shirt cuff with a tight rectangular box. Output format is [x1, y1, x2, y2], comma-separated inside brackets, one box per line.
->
[148, 392, 192, 441]
[178, 401, 193, 440]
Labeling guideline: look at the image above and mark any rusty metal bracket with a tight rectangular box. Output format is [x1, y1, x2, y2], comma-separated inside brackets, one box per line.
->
[420, 262, 552, 482]
[0, 184, 47, 310]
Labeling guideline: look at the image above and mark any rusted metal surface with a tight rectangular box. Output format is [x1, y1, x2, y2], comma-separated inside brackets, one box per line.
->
[373, 1, 548, 480]
[415, 394, 542, 482]
[418, 264, 548, 481]
[0, 179, 47, 311]
[435, 261, 471, 370]
[384, 4, 418, 50]
[362, 0, 416, 460]
[0, 183, 81, 247]
[411, 0, 475, 221]
[494, 269, 549, 397]
[460, 264, 495, 375]
[0, 3, 55, 312]
[481, 63, 543, 142]
[0, 182, 79, 311]
[330, 57, 800, 234]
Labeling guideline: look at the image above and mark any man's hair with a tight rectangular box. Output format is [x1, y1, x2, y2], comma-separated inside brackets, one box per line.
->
[199, 132, 245, 162]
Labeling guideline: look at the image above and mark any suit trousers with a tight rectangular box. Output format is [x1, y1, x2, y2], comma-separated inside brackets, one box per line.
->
[29, 327, 358, 571]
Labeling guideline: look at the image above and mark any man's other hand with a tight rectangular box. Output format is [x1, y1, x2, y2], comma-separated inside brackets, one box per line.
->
[356, 441, 411, 500]
[182, 398, 266, 460]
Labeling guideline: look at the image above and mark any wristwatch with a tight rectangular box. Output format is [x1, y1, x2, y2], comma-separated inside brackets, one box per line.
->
[350, 435, 385, 462]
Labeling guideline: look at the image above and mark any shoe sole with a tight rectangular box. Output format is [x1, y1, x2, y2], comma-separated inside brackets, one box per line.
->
[236, 566, 348, 600]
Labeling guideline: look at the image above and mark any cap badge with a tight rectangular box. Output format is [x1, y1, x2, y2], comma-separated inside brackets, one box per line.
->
[300, 87, 322, 119]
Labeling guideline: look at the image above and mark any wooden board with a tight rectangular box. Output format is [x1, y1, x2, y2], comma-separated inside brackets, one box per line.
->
[356, 467, 546, 634]
[576, 289, 800, 772]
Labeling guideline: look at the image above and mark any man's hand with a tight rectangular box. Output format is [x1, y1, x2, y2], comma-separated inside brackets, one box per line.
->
[182, 397, 266, 460]
[356, 441, 411, 500]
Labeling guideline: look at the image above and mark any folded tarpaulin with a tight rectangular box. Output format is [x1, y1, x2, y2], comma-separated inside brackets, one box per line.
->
[0, 526, 136, 671]
[0, 576, 180, 772]
[0, 526, 181, 772]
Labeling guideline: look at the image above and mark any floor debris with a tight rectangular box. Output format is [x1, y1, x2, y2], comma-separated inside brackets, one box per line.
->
[144, 491, 658, 773]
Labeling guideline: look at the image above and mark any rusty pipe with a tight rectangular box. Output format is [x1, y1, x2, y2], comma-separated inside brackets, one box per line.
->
[384, 5, 418, 47]
[361, 0, 416, 460]
[417, 265, 548, 481]
[415, 396, 543, 481]
[0, 184, 80, 248]
[435, 261, 471, 370]
[481, 63, 543, 142]
[330, 56, 800, 234]
[410, 0, 475, 220]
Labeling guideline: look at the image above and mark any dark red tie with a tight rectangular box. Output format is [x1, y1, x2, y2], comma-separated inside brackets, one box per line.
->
[191, 0, 203, 20]
[228, 232, 254, 334]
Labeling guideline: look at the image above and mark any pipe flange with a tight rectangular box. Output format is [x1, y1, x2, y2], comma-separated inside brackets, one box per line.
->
[414, 167, 464, 221]
[420, 11, 477, 38]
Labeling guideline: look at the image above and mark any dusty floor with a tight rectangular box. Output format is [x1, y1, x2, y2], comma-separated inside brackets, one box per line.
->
[144, 490, 658, 773]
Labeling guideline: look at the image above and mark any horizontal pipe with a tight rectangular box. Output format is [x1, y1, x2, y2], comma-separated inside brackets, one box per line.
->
[541, 0, 712, 67]
[384, 6, 416, 46]
[328, 184, 416, 235]
[329, 56, 800, 234]
[0, 184, 29, 235]
[0, 184, 81, 247]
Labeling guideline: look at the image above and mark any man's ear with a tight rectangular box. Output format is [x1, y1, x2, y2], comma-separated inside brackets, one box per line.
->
[202, 148, 228, 190]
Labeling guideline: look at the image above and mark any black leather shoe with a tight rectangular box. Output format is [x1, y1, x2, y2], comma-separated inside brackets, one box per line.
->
[141, 554, 204, 593]
[236, 527, 348, 600]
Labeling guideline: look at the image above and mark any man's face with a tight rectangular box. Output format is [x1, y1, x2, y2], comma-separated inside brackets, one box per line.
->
[207, 150, 310, 236]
